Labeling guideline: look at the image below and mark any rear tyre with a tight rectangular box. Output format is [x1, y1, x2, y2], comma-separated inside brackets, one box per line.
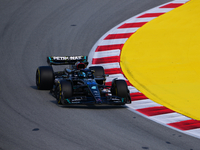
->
[36, 66, 54, 90]
[111, 79, 131, 103]
[89, 66, 105, 85]
[56, 80, 73, 105]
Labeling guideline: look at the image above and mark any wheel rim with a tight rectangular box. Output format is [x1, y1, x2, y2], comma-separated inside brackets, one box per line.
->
[56, 85, 61, 104]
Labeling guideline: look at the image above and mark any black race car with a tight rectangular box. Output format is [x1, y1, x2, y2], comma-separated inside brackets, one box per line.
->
[36, 56, 131, 105]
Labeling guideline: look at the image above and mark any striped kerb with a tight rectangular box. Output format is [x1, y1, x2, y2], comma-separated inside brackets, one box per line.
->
[90, 0, 200, 137]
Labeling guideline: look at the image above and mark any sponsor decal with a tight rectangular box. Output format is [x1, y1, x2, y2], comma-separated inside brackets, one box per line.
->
[53, 56, 83, 61]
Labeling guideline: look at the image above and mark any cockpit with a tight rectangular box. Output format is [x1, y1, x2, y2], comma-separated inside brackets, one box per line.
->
[78, 69, 94, 79]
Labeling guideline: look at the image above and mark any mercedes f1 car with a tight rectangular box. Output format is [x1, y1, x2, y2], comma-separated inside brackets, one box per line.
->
[36, 56, 131, 105]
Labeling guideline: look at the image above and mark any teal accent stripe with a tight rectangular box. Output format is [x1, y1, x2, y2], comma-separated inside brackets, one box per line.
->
[65, 99, 71, 103]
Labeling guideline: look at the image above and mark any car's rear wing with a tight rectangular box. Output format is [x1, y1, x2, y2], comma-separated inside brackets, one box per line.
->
[47, 56, 88, 65]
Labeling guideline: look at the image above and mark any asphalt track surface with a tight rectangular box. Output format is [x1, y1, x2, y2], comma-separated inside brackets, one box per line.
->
[0, 1, 200, 150]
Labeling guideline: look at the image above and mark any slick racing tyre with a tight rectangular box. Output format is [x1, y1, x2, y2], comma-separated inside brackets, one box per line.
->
[36, 66, 54, 90]
[55, 80, 73, 105]
[111, 79, 131, 103]
[89, 66, 105, 85]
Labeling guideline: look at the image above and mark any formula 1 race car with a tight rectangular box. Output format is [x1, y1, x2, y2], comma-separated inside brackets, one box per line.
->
[36, 56, 131, 105]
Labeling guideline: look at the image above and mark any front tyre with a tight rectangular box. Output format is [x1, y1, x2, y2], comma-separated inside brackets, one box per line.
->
[55, 80, 73, 105]
[36, 66, 54, 90]
[111, 79, 131, 104]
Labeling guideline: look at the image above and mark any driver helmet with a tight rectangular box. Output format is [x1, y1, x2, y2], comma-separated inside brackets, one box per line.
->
[79, 71, 86, 78]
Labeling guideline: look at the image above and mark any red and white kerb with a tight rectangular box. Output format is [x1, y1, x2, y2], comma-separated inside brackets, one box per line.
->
[88, 0, 200, 139]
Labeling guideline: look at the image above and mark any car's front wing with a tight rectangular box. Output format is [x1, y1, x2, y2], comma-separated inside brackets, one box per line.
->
[62, 96, 128, 105]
